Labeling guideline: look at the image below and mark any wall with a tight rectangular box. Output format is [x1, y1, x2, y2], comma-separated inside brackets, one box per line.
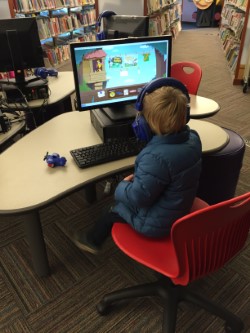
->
[241, 12, 250, 65]
[182, 0, 196, 22]
[98, 0, 144, 15]
[0, 0, 11, 18]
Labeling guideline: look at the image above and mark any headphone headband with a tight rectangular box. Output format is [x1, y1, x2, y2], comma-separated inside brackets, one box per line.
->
[96, 10, 116, 28]
[132, 78, 191, 142]
[135, 77, 190, 111]
[96, 10, 117, 40]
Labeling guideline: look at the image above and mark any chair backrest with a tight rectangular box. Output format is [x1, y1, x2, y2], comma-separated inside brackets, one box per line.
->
[171, 193, 250, 285]
[171, 61, 202, 95]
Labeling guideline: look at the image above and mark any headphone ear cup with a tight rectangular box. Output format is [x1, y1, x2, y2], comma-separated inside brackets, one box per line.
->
[132, 114, 153, 142]
[97, 31, 106, 41]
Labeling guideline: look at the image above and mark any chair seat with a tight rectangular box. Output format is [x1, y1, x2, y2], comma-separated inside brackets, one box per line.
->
[112, 223, 179, 278]
[112, 198, 209, 281]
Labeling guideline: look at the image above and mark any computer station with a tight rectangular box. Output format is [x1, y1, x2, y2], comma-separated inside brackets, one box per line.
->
[0, 1, 249, 332]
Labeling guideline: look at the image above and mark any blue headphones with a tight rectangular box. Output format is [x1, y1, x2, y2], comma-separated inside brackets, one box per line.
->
[132, 78, 191, 142]
[96, 10, 116, 40]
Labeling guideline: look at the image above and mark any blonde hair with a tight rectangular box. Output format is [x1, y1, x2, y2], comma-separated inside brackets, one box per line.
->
[142, 86, 188, 135]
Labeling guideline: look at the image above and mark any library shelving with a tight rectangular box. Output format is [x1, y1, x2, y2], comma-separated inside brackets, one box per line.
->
[144, 0, 182, 38]
[8, 0, 98, 67]
[219, 0, 250, 84]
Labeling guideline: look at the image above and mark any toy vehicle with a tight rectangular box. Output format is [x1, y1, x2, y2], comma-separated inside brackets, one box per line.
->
[34, 67, 58, 79]
[44, 152, 66, 168]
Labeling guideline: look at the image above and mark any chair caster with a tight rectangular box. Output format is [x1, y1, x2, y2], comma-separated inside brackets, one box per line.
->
[96, 300, 111, 315]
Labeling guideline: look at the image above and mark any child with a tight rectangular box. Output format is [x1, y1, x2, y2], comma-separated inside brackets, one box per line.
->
[73, 78, 202, 254]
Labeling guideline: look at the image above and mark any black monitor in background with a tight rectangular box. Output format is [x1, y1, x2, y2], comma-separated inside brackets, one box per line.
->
[70, 35, 172, 121]
[103, 15, 149, 39]
[0, 17, 45, 85]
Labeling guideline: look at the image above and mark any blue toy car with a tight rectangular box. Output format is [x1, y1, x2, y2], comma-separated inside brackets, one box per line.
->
[44, 152, 66, 168]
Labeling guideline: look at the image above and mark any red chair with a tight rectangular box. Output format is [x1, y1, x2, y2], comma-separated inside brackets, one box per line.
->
[171, 61, 202, 95]
[97, 194, 250, 333]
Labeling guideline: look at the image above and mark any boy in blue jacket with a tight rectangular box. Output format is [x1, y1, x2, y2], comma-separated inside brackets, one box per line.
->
[73, 78, 202, 254]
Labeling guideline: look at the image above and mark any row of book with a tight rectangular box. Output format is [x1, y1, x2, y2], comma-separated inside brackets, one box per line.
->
[13, 0, 95, 13]
[37, 9, 96, 39]
[219, 27, 240, 73]
[226, 45, 240, 73]
[224, 0, 248, 11]
[148, 3, 182, 36]
[43, 32, 96, 66]
[147, 0, 179, 14]
[221, 6, 245, 39]
[37, 15, 72, 39]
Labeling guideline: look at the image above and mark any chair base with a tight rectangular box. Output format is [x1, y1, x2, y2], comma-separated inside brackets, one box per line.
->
[97, 276, 244, 333]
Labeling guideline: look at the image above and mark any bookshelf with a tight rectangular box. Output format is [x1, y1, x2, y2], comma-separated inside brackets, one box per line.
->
[8, 0, 98, 67]
[144, 0, 182, 38]
[219, 0, 250, 84]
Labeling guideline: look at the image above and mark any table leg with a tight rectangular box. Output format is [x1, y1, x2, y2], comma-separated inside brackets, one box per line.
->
[23, 211, 50, 277]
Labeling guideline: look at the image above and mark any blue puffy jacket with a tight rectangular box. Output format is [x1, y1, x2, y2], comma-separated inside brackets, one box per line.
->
[112, 126, 202, 237]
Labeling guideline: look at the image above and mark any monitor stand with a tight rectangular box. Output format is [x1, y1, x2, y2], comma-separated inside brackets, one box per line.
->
[101, 103, 137, 122]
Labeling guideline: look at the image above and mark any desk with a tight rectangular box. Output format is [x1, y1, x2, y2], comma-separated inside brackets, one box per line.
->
[0, 72, 75, 127]
[0, 111, 229, 277]
[0, 112, 26, 152]
[189, 95, 220, 118]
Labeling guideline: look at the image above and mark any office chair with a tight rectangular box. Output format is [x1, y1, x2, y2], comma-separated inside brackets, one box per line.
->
[171, 61, 202, 95]
[97, 193, 250, 333]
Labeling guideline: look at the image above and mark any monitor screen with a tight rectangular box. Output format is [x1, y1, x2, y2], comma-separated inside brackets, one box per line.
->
[103, 15, 149, 39]
[0, 17, 45, 84]
[70, 35, 172, 121]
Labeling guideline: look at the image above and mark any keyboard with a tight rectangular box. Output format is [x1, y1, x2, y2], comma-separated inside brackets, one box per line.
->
[70, 137, 146, 168]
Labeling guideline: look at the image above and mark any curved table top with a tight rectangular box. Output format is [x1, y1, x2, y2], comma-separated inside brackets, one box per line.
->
[189, 94, 220, 118]
[0, 111, 229, 215]
[189, 118, 229, 153]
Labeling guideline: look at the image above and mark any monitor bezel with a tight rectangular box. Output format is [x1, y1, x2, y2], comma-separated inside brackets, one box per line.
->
[70, 35, 172, 113]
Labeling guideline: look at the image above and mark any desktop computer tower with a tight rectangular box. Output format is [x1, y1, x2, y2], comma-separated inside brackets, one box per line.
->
[90, 109, 135, 142]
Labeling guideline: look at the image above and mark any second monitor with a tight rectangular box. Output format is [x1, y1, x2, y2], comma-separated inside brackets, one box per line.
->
[103, 14, 149, 39]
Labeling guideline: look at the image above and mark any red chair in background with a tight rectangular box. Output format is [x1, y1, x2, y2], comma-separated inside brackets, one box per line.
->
[97, 194, 250, 333]
[171, 61, 202, 95]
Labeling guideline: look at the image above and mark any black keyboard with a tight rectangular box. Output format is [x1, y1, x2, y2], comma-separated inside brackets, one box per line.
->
[70, 137, 146, 168]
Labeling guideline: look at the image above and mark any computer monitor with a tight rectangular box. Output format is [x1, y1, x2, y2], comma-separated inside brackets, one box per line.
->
[70, 35, 172, 121]
[103, 15, 149, 39]
[0, 17, 45, 85]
